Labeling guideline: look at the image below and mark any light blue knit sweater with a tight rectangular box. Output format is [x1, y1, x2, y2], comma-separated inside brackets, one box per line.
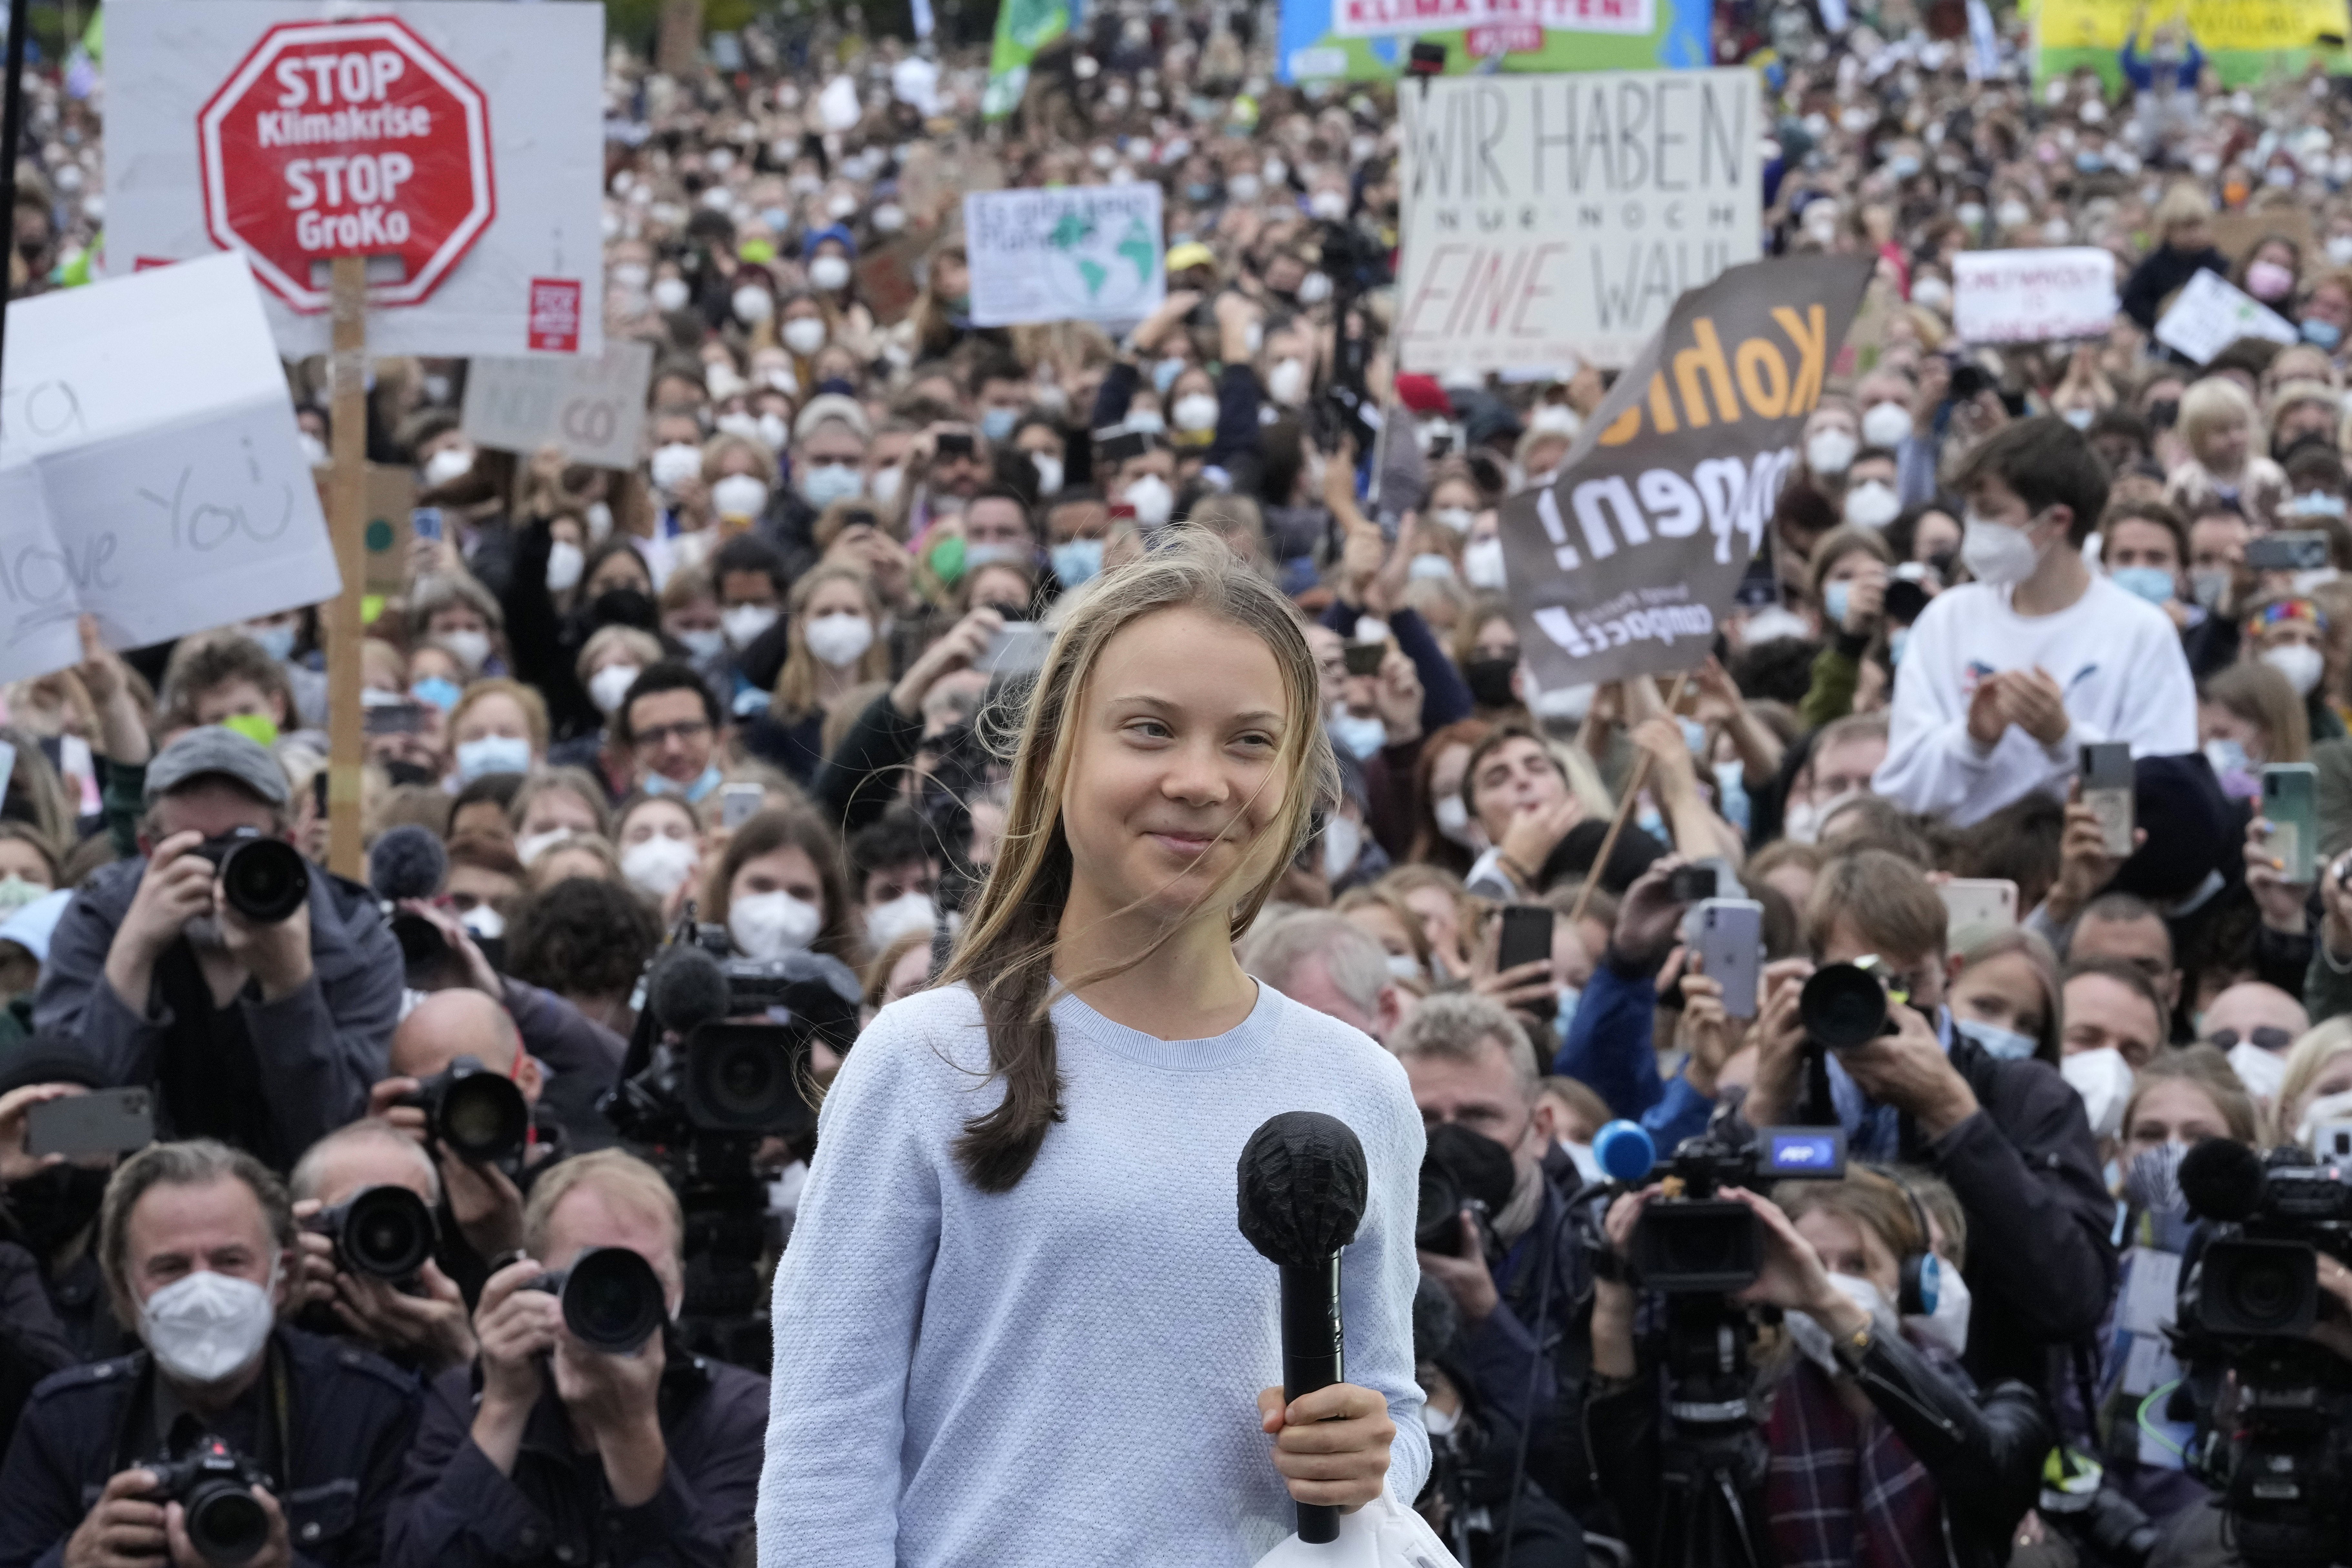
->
[756, 979, 1431, 1566]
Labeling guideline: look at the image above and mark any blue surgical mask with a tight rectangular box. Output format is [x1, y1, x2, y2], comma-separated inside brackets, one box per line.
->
[2073, 151, 2105, 173]
[1635, 805, 1666, 841]
[798, 463, 864, 508]
[2110, 565, 2175, 605]
[1050, 538, 1105, 587]
[1823, 581, 1851, 626]
[1889, 628, 1910, 667]
[1552, 986, 1581, 1044]
[1328, 708, 1387, 760]
[249, 624, 297, 662]
[1152, 357, 1187, 396]
[1713, 760, 1752, 836]
[645, 761, 724, 803]
[454, 734, 532, 783]
[980, 406, 1020, 443]
[410, 676, 462, 712]
[2205, 736, 2250, 775]
[2306, 318, 2344, 350]
[1956, 1017, 2039, 1061]
[1677, 716, 1708, 754]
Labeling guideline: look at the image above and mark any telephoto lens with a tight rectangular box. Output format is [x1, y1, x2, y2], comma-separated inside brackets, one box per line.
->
[315, 1185, 436, 1281]
[405, 1055, 529, 1164]
[197, 828, 310, 924]
[1799, 961, 1897, 1052]
[526, 1246, 668, 1354]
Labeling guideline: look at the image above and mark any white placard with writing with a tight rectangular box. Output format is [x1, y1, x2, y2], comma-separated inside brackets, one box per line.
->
[461, 341, 656, 470]
[1952, 248, 2119, 344]
[1397, 70, 1761, 372]
[2155, 267, 2298, 365]
[0, 254, 339, 681]
[964, 184, 1166, 329]
[1333, 0, 1655, 36]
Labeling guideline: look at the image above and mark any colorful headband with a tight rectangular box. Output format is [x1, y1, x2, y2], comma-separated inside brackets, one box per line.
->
[2248, 598, 2329, 634]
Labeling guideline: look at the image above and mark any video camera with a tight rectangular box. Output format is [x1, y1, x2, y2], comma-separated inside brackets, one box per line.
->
[524, 1245, 668, 1355]
[146, 1436, 272, 1565]
[308, 1185, 436, 1284]
[399, 1055, 529, 1166]
[194, 829, 308, 924]
[1594, 1122, 1848, 1293]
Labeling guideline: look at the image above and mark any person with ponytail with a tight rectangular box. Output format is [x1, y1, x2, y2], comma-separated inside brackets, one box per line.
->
[756, 532, 1430, 1562]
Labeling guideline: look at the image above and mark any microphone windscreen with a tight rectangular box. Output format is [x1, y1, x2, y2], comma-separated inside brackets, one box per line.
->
[1237, 1111, 1369, 1268]
[369, 825, 448, 903]
[2178, 1137, 2265, 1223]
[647, 944, 731, 1037]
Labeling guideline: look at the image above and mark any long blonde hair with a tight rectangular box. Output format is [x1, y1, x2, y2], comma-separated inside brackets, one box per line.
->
[937, 531, 1338, 1192]
[769, 565, 889, 724]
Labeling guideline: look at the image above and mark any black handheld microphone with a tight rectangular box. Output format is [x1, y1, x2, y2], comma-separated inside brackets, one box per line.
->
[1237, 1110, 1370, 1545]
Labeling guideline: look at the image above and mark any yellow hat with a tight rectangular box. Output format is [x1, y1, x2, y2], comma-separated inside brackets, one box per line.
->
[1165, 241, 1217, 275]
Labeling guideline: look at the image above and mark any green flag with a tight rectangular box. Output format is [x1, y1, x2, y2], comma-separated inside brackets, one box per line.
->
[982, 0, 1068, 120]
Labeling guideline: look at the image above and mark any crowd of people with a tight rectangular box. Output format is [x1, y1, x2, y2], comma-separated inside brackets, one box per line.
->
[6, 0, 2352, 1563]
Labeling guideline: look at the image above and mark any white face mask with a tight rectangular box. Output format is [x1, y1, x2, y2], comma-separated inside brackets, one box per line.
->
[733, 286, 775, 324]
[515, 827, 572, 866]
[1173, 392, 1219, 433]
[461, 904, 506, 940]
[730, 890, 823, 959]
[1904, 1255, 1972, 1359]
[1805, 429, 1858, 475]
[297, 432, 328, 467]
[1321, 814, 1363, 881]
[650, 442, 703, 492]
[809, 254, 853, 291]
[782, 317, 828, 356]
[589, 663, 641, 716]
[441, 628, 492, 672]
[1911, 277, 1953, 313]
[1960, 510, 2047, 587]
[1433, 793, 1481, 849]
[721, 604, 779, 647]
[140, 1264, 278, 1386]
[1463, 536, 1507, 590]
[652, 277, 691, 311]
[711, 474, 771, 521]
[2264, 642, 2327, 697]
[1843, 481, 1901, 530]
[865, 890, 939, 948]
[620, 834, 699, 898]
[1432, 505, 1477, 535]
[585, 501, 614, 545]
[2296, 1087, 2352, 1150]
[2061, 1045, 2135, 1140]
[2229, 1038, 2290, 1102]
[1266, 358, 1310, 408]
[1782, 787, 1861, 846]
[1124, 474, 1175, 529]
[545, 540, 585, 593]
[869, 466, 903, 508]
[804, 611, 875, 668]
[1861, 401, 1913, 448]
[1787, 1273, 1894, 1375]
[423, 446, 474, 488]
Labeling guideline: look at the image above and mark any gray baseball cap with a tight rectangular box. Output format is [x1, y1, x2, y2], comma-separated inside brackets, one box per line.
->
[143, 726, 291, 809]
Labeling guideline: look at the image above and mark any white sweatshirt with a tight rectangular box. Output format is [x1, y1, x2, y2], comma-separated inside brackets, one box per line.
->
[1872, 574, 2198, 828]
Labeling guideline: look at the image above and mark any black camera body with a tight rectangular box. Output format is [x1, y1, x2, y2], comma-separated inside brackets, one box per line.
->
[195, 830, 309, 924]
[310, 1184, 436, 1283]
[400, 1055, 528, 1166]
[525, 1245, 668, 1354]
[2190, 1148, 2352, 1338]
[147, 1436, 272, 1565]
[1629, 1128, 1848, 1293]
[1416, 1122, 1517, 1257]
[1799, 960, 1913, 1052]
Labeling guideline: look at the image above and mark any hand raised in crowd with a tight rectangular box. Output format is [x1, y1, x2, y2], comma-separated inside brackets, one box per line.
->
[891, 604, 1002, 719]
[2247, 815, 2315, 935]
[216, 879, 313, 1004]
[396, 897, 504, 996]
[1613, 854, 1693, 970]
[109, 831, 219, 985]
[1677, 958, 1744, 1099]
[469, 1257, 561, 1473]
[1836, 560, 1888, 636]
[1494, 794, 1581, 893]
[286, 1197, 342, 1315]
[2045, 789, 2144, 925]
[1416, 1206, 1498, 1325]
[1735, 958, 1817, 1129]
[1720, 1187, 1869, 1338]
[1370, 648, 1422, 746]
[0, 1081, 80, 1184]
[333, 1262, 478, 1378]
[2321, 851, 2352, 961]
[1130, 290, 1202, 356]
[1469, 911, 1554, 1016]
[439, 1144, 526, 1263]
[550, 1308, 669, 1507]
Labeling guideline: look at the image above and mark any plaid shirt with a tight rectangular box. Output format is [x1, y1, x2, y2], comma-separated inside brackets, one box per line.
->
[1764, 1359, 1945, 1568]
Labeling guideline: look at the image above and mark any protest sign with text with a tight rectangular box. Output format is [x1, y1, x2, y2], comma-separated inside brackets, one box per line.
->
[1501, 256, 1874, 691]
[964, 184, 1166, 328]
[1952, 248, 2119, 343]
[1396, 70, 1760, 372]
[2154, 268, 2297, 364]
[0, 255, 340, 682]
[105, 0, 604, 360]
[1276, 0, 1711, 81]
[461, 341, 657, 471]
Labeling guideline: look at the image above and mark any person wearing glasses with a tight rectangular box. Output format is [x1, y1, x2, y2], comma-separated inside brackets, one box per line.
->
[617, 663, 726, 806]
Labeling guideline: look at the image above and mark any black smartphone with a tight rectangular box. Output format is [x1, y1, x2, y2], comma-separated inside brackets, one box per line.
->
[312, 770, 329, 817]
[937, 431, 975, 458]
[1667, 864, 1719, 903]
[365, 700, 429, 737]
[1497, 904, 1556, 1023]
[1949, 361, 1990, 402]
[26, 1088, 154, 1159]
[1885, 576, 1930, 626]
[2247, 531, 2332, 572]
[1342, 642, 1386, 677]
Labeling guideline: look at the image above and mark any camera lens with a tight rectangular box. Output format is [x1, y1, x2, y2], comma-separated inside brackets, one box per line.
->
[1415, 1165, 1462, 1252]
[436, 1071, 528, 1164]
[683, 1024, 816, 1135]
[2226, 1255, 2304, 1332]
[184, 1483, 269, 1565]
[1800, 962, 1892, 1052]
[216, 838, 309, 924]
[561, 1246, 667, 1354]
[337, 1185, 434, 1280]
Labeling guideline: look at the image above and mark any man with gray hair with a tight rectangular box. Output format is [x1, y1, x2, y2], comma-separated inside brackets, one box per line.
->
[288, 1120, 475, 1379]
[35, 727, 401, 1171]
[1238, 910, 1404, 1043]
[1391, 992, 1596, 1522]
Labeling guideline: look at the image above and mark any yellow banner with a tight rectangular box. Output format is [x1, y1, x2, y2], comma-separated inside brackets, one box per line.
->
[2038, 0, 2349, 52]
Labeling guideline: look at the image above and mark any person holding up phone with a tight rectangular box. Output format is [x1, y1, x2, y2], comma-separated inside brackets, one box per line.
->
[1874, 418, 2197, 828]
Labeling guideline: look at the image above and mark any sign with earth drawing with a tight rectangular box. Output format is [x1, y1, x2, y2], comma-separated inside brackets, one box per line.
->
[964, 184, 1166, 329]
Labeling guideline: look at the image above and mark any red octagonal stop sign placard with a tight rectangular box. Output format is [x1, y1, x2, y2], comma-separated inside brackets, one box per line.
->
[199, 17, 495, 313]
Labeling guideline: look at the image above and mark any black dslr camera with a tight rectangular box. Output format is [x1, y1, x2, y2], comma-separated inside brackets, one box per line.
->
[194, 829, 308, 924]
[309, 1184, 437, 1284]
[146, 1436, 272, 1564]
[1620, 1126, 1848, 1293]
[1416, 1122, 1517, 1257]
[399, 1055, 529, 1165]
[525, 1245, 668, 1355]
[1799, 958, 1915, 1052]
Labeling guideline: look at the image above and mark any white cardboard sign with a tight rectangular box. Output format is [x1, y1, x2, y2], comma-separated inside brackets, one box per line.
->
[964, 184, 1167, 328]
[0, 254, 340, 681]
[2155, 268, 2298, 365]
[461, 341, 657, 470]
[104, 0, 605, 360]
[1951, 248, 2118, 344]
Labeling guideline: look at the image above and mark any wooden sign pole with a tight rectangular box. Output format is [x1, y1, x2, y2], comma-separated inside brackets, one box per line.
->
[326, 256, 367, 880]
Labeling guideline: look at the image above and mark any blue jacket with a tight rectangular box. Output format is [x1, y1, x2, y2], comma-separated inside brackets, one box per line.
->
[1552, 951, 1664, 1121]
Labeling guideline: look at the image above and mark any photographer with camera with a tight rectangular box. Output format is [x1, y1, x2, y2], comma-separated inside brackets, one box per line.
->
[1738, 849, 2116, 1391]
[1588, 1169, 2046, 1568]
[33, 730, 402, 1173]
[0, 1139, 419, 1568]
[382, 1151, 766, 1568]
[1394, 994, 1593, 1522]
[287, 1120, 476, 1381]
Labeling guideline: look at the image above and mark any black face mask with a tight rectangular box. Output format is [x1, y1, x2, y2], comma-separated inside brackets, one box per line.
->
[1463, 656, 1519, 709]
[590, 587, 659, 632]
[5, 1163, 110, 1257]
[977, 601, 1029, 622]
[383, 759, 438, 789]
